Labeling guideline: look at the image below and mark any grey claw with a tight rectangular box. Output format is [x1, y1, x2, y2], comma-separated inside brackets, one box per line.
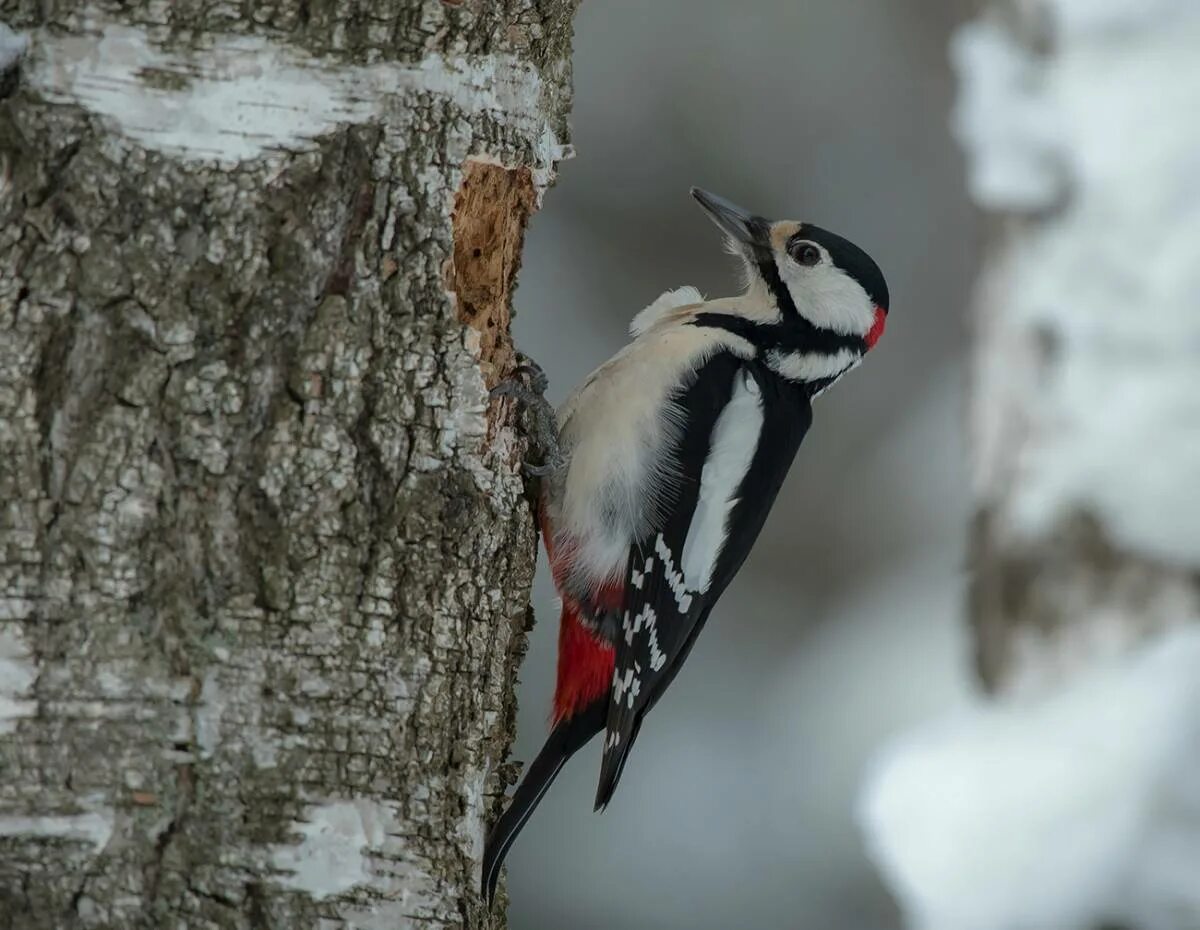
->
[490, 381, 522, 400]
[492, 358, 562, 478]
[512, 354, 550, 394]
[520, 367, 549, 396]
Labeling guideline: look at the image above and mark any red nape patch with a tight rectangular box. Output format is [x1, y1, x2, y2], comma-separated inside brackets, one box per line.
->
[865, 306, 887, 349]
[552, 604, 615, 725]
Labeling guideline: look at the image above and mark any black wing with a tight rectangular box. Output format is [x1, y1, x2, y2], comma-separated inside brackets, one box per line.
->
[595, 355, 812, 808]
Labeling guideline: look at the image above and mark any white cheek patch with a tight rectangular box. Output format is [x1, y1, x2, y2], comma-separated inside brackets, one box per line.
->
[779, 261, 876, 336]
[679, 370, 764, 594]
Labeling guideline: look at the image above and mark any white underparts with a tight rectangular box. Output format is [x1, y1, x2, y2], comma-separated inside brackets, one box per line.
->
[553, 321, 754, 591]
[680, 370, 764, 593]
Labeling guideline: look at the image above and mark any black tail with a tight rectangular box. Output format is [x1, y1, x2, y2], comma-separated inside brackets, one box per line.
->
[593, 712, 645, 812]
[482, 700, 605, 907]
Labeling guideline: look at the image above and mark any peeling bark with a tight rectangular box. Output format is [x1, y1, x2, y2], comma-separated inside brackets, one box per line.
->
[0, 2, 577, 927]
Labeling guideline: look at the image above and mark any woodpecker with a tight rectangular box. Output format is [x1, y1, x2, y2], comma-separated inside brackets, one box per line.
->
[483, 187, 889, 904]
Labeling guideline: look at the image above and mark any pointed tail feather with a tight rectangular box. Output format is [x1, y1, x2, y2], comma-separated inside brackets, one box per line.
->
[482, 699, 605, 907]
[593, 712, 645, 812]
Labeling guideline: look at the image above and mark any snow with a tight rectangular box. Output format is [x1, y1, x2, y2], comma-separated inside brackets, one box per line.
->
[26, 11, 563, 171]
[0, 624, 37, 735]
[1052, 0, 1196, 37]
[958, 1, 1200, 566]
[950, 21, 1064, 211]
[859, 626, 1200, 930]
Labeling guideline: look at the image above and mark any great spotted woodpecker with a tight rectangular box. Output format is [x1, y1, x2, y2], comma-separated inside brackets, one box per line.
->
[483, 188, 889, 904]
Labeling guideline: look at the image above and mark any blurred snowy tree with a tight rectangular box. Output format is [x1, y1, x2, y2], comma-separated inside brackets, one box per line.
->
[861, 3, 1200, 929]
[959, 2, 1200, 693]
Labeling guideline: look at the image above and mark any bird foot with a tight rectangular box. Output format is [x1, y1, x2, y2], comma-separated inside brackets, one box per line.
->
[491, 356, 564, 476]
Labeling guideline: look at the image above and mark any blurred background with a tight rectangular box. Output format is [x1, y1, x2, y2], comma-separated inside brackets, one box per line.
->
[507, 1, 981, 926]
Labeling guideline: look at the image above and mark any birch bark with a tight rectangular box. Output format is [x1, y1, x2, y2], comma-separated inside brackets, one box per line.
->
[0, 2, 577, 926]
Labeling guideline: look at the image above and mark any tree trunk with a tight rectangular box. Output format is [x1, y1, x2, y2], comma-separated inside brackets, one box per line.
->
[0, 3, 576, 927]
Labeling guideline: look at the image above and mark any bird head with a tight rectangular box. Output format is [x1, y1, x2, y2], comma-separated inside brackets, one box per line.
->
[690, 187, 888, 350]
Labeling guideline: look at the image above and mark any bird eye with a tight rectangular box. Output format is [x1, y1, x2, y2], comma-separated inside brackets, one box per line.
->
[789, 240, 822, 266]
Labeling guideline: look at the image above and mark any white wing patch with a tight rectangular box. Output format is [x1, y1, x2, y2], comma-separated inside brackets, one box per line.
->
[680, 370, 765, 593]
[623, 604, 667, 671]
[629, 286, 704, 336]
[652, 534, 694, 614]
[611, 662, 643, 709]
[629, 556, 652, 590]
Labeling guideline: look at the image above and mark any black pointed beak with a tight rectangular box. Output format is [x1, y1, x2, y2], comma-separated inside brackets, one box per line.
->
[690, 187, 770, 250]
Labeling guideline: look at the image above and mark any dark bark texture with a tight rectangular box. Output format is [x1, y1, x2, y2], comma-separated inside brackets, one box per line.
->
[0, 2, 577, 927]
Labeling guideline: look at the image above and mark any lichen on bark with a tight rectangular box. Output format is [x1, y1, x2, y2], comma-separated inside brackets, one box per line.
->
[0, 1, 578, 926]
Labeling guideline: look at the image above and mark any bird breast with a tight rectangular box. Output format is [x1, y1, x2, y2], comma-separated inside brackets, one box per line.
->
[543, 321, 753, 598]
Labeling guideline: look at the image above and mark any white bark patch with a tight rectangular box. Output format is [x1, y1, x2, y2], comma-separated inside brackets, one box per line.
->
[0, 20, 28, 72]
[0, 796, 114, 853]
[269, 799, 437, 915]
[0, 624, 37, 734]
[270, 801, 375, 899]
[456, 767, 488, 865]
[26, 10, 563, 168]
[193, 668, 226, 759]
